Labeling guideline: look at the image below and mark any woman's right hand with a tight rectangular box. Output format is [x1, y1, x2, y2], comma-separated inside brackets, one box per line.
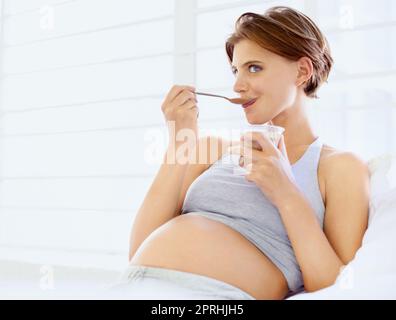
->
[161, 85, 199, 145]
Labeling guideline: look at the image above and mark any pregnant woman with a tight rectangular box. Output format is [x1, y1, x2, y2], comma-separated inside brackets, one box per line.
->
[116, 6, 370, 300]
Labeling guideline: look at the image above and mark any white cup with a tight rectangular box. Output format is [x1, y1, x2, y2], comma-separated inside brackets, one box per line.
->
[233, 124, 285, 176]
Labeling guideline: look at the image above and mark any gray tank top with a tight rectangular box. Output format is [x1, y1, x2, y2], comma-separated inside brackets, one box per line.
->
[181, 137, 325, 294]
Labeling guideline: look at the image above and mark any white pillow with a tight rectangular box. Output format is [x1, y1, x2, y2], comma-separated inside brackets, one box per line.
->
[288, 153, 396, 300]
[367, 153, 395, 224]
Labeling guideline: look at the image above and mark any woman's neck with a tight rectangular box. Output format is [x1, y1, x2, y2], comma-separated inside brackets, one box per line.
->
[271, 105, 317, 153]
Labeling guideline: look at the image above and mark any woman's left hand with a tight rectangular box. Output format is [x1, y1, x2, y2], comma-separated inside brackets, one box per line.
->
[239, 132, 300, 208]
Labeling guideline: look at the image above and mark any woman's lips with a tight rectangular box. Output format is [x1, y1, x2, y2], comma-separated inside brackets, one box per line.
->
[242, 98, 257, 109]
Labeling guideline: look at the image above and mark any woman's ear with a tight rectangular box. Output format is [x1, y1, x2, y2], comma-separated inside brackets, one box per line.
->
[296, 57, 313, 87]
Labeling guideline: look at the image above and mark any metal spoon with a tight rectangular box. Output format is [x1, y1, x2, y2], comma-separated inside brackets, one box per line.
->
[195, 91, 250, 105]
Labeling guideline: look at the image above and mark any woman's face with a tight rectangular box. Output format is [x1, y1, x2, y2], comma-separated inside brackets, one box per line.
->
[231, 39, 302, 124]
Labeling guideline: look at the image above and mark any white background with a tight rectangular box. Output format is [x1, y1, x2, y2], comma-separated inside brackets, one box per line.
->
[0, 0, 395, 270]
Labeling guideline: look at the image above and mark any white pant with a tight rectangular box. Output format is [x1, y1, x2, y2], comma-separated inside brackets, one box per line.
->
[103, 264, 255, 300]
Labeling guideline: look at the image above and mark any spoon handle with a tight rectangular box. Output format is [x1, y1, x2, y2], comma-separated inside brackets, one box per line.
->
[195, 92, 227, 100]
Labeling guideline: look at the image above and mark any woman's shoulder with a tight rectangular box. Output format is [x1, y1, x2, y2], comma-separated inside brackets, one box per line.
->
[319, 144, 370, 208]
[320, 144, 367, 167]
[320, 144, 340, 161]
[320, 144, 369, 182]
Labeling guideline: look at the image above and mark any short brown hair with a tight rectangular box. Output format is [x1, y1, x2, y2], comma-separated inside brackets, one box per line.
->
[225, 6, 333, 99]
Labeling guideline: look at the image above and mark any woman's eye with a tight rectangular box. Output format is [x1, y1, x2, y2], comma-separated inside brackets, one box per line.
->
[231, 65, 261, 75]
[248, 65, 261, 73]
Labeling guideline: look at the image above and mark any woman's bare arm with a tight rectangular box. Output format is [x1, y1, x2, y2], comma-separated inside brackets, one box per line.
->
[277, 152, 370, 292]
[128, 136, 229, 261]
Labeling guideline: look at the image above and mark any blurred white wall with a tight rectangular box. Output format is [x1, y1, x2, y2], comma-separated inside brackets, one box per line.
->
[0, 0, 176, 269]
[0, 0, 395, 269]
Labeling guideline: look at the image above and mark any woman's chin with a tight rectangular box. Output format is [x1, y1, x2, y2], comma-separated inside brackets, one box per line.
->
[245, 115, 267, 125]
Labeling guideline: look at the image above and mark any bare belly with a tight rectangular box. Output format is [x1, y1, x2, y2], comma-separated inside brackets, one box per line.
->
[129, 214, 289, 300]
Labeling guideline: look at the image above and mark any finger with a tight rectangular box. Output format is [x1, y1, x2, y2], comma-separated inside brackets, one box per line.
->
[173, 90, 197, 107]
[243, 132, 278, 155]
[278, 134, 289, 159]
[250, 148, 264, 163]
[240, 136, 261, 151]
[164, 85, 195, 106]
[240, 147, 263, 164]
[180, 98, 198, 111]
[240, 144, 252, 159]
[252, 132, 272, 150]
[163, 85, 183, 105]
[239, 155, 244, 167]
[239, 145, 254, 164]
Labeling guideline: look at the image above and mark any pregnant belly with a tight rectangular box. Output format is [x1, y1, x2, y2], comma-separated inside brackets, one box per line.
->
[129, 214, 289, 300]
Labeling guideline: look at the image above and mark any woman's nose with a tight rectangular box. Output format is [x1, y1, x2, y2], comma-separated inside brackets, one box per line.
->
[233, 75, 248, 94]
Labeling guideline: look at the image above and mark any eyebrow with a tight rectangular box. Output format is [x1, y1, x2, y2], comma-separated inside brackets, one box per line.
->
[231, 60, 263, 70]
